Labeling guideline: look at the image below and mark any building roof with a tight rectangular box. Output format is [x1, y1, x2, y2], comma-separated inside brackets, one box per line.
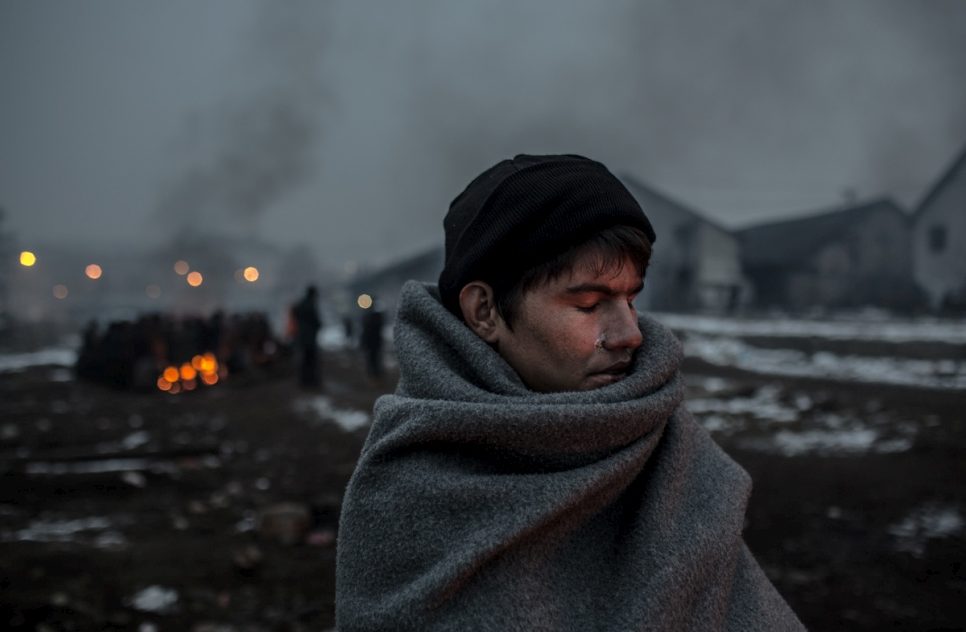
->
[349, 245, 444, 290]
[914, 141, 966, 217]
[620, 174, 733, 235]
[737, 197, 908, 267]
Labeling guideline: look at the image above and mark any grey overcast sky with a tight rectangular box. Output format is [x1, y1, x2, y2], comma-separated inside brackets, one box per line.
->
[2, 0, 965, 271]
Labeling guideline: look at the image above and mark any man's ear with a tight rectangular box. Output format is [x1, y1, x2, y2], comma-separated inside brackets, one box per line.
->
[459, 281, 502, 343]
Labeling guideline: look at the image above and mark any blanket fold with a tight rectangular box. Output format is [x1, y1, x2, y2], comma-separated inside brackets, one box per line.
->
[336, 281, 804, 631]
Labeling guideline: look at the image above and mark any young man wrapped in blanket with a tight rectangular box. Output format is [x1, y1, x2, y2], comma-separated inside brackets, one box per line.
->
[336, 154, 805, 632]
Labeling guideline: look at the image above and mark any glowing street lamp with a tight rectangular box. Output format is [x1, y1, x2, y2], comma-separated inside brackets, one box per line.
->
[243, 266, 259, 282]
[357, 293, 373, 309]
[186, 271, 203, 287]
[19, 251, 37, 267]
[85, 264, 103, 280]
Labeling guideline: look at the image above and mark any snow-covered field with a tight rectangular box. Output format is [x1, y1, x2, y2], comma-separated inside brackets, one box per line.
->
[655, 312, 966, 344]
[651, 312, 966, 390]
[681, 333, 966, 390]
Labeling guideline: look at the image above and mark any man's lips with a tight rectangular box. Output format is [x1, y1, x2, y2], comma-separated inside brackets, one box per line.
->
[592, 360, 632, 377]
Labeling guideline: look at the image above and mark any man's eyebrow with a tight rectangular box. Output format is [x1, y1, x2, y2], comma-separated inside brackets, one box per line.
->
[564, 281, 644, 295]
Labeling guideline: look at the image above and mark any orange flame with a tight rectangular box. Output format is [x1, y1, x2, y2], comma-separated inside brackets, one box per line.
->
[157, 352, 223, 393]
[179, 363, 197, 381]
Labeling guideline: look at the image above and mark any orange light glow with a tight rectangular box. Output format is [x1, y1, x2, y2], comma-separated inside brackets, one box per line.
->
[243, 266, 259, 282]
[169, 382, 182, 395]
[186, 271, 203, 287]
[157, 377, 172, 391]
[179, 363, 197, 381]
[52, 284, 68, 299]
[191, 355, 204, 370]
[357, 293, 373, 309]
[182, 379, 197, 391]
[20, 251, 37, 267]
[85, 264, 102, 280]
[163, 366, 180, 383]
[201, 372, 219, 386]
[174, 260, 190, 275]
[200, 352, 217, 373]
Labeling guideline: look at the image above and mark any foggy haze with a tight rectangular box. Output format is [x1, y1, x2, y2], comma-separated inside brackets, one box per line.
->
[2, 0, 965, 272]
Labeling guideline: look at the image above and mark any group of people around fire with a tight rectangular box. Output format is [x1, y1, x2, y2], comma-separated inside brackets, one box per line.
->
[74, 286, 386, 392]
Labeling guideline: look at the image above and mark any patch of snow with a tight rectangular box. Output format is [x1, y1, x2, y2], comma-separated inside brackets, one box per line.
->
[683, 334, 966, 390]
[698, 414, 732, 433]
[5, 516, 112, 543]
[875, 438, 915, 453]
[770, 428, 878, 456]
[686, 375, 735, 394]
[889, 504, 964, 557]
[121, 431, 151, 450]
[0, 347, 77, 372]
[688, 385, 798, 423]
[655, 313, 966, 344]
[25, 458, 178, 476]
[297, 395, 370, 432]
[121, 471, 147, 488]
[319, 325, 349, 350]
[94, 529, 128, 549]
[128, 586, 179, 613]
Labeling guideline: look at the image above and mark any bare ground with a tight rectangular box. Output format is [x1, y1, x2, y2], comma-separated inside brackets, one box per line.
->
[0, 348, 963, 631]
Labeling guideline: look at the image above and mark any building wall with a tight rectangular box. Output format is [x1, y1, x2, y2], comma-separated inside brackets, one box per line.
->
[694, 224, 745, 312]
[630, 183, 743, 313]
[790, 209, 915, 310]
[913, 163, 966, 309]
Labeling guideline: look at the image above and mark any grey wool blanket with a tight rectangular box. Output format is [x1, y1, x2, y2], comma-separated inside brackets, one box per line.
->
[336, 281, 804, 631]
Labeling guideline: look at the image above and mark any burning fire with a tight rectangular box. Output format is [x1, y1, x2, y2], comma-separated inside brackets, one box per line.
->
[157, 352, 225, 394]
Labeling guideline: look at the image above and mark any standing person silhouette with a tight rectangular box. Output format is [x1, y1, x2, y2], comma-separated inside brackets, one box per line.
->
[292, 284, 322, 389]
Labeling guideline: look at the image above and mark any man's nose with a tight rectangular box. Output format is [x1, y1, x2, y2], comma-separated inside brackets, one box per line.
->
[604, 304, 643, 352]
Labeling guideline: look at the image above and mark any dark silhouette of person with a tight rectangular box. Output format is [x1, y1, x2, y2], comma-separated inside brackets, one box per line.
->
[359, 303, 385, 378]
[292, 285, 322, 388]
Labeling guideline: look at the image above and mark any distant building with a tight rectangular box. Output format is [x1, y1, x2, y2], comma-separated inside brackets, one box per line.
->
[622, 176, 746, 313]
[737, 198, 919, 312]
[345, 176, 748, 316]
[912, 144, 966, 311]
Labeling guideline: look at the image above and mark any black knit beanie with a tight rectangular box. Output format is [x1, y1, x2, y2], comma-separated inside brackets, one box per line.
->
[438, 154, 656, 317]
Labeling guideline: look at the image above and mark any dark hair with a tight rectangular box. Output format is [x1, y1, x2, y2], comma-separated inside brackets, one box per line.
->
[492, 224, 652, 328]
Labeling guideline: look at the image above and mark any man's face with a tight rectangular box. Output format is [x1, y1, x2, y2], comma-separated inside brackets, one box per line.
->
[491, 251, 644, 392]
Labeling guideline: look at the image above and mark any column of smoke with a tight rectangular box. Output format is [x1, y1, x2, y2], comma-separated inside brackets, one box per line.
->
[148, 0, 966, 283]
[335, 0, 966, 254]
[154, 1, 327, 310]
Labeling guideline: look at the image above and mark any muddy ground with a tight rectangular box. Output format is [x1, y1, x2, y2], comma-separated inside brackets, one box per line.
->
[1, 343, 963, 631]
